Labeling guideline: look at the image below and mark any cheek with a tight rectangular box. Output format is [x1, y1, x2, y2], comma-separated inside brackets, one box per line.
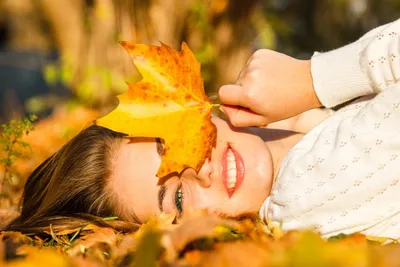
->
[255, 154, 274, 190]
[187, 179, 269, 217]
[245, 148, 274, 195]
[186, 182, 227, 212]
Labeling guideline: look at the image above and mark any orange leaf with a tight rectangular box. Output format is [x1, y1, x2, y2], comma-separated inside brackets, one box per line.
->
[97, 42, 217, 177]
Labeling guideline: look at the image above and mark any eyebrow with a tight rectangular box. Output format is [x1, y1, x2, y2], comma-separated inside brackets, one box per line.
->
[158, 184, 167, 212]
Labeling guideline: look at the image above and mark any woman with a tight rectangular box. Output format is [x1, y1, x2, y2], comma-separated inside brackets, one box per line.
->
[3, 107, 329, 234]
[6, 18, 400, 239]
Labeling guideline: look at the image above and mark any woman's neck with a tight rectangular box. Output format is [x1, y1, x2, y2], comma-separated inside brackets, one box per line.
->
[250, 128, 304, 180]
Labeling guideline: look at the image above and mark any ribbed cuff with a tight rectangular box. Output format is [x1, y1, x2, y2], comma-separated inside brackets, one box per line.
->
[311, 41, 373, 108]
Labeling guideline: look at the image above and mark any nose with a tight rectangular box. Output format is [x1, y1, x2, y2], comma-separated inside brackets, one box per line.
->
[181, 158, 212, 188]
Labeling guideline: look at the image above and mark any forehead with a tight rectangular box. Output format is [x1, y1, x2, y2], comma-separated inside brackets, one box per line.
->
[110, 138, 162, 222]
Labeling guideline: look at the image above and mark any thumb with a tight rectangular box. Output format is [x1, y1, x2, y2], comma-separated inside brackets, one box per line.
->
[218, 84, 248, 107]
[221, 105, 269, 127]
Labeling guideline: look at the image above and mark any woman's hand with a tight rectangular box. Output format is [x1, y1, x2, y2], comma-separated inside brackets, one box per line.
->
[218, 49, 322, 127]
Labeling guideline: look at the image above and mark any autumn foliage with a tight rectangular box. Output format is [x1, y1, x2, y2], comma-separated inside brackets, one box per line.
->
[2, 212, 400, 266]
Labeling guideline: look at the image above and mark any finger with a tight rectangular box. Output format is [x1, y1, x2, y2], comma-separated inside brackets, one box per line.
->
[222, 105, 269, 127]
[235, 68, 246, 85]
[235, 57, 253, 85]
[218, 84, 248, 108]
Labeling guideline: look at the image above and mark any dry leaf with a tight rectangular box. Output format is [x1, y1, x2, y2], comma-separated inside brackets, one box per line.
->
[53, 223, 102, 236]
[97, 42, 217, 177]
[132, 227, 163, 267]
[0, 231, 34, 246]
[3, 247, 71, 267]
[162, 214, 240, 263]
[67, 228, 117, 257]
[181, 241, 268, 267]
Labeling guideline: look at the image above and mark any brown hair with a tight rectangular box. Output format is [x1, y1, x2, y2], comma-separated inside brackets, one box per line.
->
[4, 125, 141, 235]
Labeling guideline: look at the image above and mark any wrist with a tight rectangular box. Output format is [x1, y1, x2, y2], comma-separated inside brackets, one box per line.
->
[297, 59, 322, 110]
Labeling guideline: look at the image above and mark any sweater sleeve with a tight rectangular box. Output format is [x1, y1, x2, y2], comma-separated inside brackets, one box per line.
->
[311, 19, 400, 108]
[261, 83, 400, 239]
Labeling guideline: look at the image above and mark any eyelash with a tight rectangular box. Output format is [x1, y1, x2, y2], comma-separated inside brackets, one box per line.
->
[156, 138, 165, 155]
[174, 182, 183, 214]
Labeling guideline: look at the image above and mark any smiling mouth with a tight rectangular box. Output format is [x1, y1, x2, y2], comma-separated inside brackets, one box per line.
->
[222, 144, 245, 197]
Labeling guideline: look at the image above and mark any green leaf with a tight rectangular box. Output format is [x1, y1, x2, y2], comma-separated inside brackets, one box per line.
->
[328, 233, 348, 242]
[18, 141, 30, 148]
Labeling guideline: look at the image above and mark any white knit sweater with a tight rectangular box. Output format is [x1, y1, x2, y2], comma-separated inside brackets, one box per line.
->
[260, 19, 400, 239]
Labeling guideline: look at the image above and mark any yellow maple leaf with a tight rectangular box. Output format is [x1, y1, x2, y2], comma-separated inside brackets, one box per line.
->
[97, 42, 217, 177]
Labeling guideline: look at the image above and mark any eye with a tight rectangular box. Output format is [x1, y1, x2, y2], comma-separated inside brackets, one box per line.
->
[174, 182, 183, 214]
[156, 138, 165, 156]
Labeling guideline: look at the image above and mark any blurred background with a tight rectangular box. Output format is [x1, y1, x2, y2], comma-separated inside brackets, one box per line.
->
[1, 0, 400, 123]
[0, 0, 399, 207]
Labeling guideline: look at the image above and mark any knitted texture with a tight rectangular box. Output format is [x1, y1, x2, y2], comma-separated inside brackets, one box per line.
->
[261, 19, 400, 239]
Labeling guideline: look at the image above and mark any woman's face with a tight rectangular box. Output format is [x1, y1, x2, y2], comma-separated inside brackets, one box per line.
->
[110, 116, 274, 222]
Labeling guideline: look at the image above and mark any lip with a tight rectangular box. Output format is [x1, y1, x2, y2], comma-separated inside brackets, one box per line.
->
[221, 144, 245, 197]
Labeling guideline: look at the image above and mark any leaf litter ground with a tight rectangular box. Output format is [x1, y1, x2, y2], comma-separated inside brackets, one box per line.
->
[1, 107, 400, 266]
[2, 43, 400, 266]
[2, 211, 400, 266]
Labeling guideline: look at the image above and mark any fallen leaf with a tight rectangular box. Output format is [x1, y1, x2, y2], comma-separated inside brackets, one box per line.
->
[3, 246, 71, 267]
[181, 241, 268, 267]
[97, 42, 217, 177]
[52, 223, 101, 237]
[70, 256, 105, 267]
[67, 227, 117, 257]
[0, 231, 34, 246]
[132, 227, 163, 267]
[162, 214, 240, 263]
[366, 235, 398, 244]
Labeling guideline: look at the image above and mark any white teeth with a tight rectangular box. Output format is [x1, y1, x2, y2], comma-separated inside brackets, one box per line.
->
[227, 175, 236, 188]
[227, 161, 236, 170]
[227, 177, 236, 189]
[227, 176, 236, 182]
[227, 168, 237, 177]
[226, 148, 237, 190]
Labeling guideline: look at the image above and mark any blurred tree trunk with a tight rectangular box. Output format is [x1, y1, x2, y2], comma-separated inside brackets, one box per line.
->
[37, 0, 132, 106]
[1, 0, 51, 51]
[212, 0, 259, 91]
[35, 0, 202, 106]
[37, 0, 85, 64]
[2, 0, 262, 106]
